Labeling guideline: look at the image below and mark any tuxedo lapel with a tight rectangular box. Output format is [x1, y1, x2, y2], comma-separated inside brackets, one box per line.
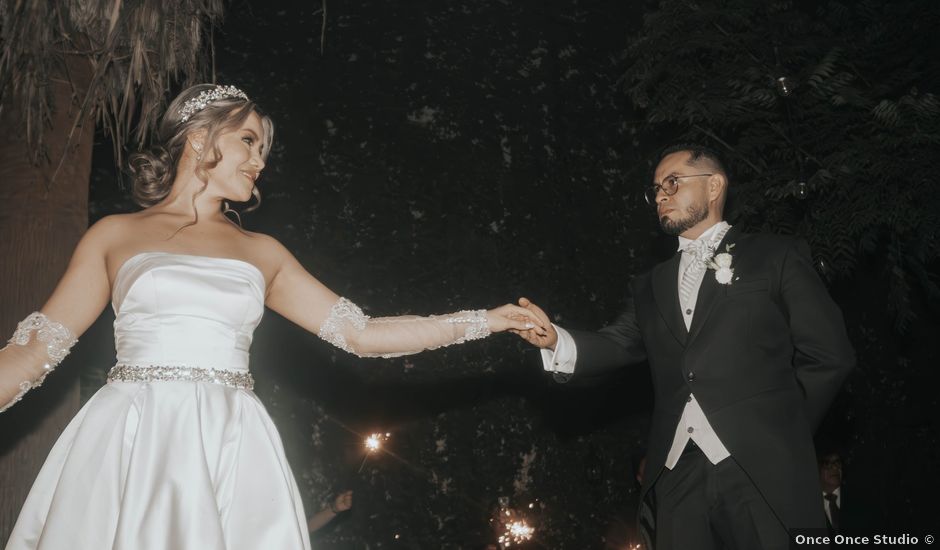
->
[651, 252, 688, 346]
[687, 225, 740, 343]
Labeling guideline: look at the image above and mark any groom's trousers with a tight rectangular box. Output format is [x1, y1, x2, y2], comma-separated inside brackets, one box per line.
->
[653, 441, 790, 550]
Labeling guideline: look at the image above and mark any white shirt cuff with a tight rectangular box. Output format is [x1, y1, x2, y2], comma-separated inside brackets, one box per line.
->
[540, 324, 577, 374]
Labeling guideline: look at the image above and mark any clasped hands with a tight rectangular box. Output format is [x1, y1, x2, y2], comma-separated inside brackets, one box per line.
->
[504, 297, 558, 350]
[484, 301, 549, 338]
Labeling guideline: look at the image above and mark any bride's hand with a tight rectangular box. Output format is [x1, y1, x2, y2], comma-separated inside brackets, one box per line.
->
[485, 304, 548, 335]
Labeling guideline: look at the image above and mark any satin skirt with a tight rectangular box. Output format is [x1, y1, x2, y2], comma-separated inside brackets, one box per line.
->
[6, 380, 311, 550]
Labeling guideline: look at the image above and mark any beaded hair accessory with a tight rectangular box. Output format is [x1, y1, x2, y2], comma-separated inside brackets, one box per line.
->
[178, 85, 249, 123]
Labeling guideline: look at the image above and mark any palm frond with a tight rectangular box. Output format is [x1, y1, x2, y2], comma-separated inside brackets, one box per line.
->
[0, 0, 225, 168]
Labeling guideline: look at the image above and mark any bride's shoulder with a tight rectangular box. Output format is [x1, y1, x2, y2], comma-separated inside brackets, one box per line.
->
[240, 230, 296, 268]
[83, 213, 139, 246]
[91, 211, 153, 228]
[241, 229, 287, 251]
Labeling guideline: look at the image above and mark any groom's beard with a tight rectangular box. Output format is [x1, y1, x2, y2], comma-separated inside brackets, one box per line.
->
[660, 202, 709, 236]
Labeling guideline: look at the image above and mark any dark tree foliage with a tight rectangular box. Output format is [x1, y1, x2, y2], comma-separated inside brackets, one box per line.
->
[625, 0, 940, 331]
[0, 0, 224, 166]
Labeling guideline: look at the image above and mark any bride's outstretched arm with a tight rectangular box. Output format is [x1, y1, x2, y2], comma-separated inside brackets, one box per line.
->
[263, 238, 546, 358]
[0, 218, 115, 412]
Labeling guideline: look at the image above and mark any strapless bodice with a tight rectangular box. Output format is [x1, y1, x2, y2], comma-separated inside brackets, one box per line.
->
[111, 252, 266, 371]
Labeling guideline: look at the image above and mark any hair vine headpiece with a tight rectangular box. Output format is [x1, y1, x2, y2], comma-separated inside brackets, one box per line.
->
[178, 85, 249, 123]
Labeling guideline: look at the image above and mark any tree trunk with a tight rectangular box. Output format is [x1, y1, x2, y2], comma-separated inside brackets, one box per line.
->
[0, 55, 95, 541]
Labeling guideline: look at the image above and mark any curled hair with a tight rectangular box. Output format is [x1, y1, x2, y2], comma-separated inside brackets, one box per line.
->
[128, 84, 275, 227]
[128, 145, 176, 205]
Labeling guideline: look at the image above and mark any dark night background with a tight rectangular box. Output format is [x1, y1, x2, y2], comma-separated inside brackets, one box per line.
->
[68, 0, 938, 548]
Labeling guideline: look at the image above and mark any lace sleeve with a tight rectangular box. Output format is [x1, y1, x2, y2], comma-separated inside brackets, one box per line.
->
[1, 312, 78, 413]
[317, 297, 490, 358]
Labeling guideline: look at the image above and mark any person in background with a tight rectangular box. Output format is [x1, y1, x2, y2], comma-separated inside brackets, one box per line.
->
[818, 449, 843, 535]
[308, 490, 353, 533]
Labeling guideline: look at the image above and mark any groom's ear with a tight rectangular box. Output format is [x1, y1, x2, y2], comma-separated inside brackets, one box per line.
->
[708, 173, 728, 207]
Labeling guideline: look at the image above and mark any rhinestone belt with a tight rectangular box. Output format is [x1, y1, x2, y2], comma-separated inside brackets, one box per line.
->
[107, 364, 254, 390]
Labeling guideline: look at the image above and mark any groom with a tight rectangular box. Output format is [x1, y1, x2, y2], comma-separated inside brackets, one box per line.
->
[516, 144, 855, 549]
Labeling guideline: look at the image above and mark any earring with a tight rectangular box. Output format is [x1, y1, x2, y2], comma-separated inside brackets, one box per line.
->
[191, 141, 203, 161]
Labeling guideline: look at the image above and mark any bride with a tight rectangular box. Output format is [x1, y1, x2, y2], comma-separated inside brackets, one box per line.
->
[0, 84, 546, 550]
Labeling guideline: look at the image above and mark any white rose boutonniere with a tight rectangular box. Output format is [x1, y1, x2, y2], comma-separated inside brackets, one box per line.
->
[707, 243, 736, 285]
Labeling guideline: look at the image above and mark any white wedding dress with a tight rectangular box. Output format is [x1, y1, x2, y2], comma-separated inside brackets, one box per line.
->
[6, 253, 311, 549]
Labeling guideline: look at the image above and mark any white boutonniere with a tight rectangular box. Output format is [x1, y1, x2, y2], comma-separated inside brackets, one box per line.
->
[707, 243, 736, 285]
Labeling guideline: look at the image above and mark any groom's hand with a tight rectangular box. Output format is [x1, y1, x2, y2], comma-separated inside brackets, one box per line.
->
[510, 297, 558, 350]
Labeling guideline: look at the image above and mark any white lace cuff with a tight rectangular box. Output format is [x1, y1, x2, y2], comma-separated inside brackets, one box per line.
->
[318, 298, 369, 354]
[435, 309, 490, 346]
[1, 312, 77, 413]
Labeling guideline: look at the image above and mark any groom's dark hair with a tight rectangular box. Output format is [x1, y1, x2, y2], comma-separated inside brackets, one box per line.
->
[657, 143, 728, 180]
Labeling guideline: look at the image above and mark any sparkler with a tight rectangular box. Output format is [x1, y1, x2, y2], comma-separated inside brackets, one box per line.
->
[497, 519, 534, 546]
[493, 498, 537, 547]
[358, 432, 390, 473]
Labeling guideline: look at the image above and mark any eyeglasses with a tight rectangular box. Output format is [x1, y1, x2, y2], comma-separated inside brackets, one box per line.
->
[644, 173, 713, 205]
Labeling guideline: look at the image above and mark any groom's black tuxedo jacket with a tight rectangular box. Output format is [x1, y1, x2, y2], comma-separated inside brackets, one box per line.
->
[563, 226, 855, 530]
